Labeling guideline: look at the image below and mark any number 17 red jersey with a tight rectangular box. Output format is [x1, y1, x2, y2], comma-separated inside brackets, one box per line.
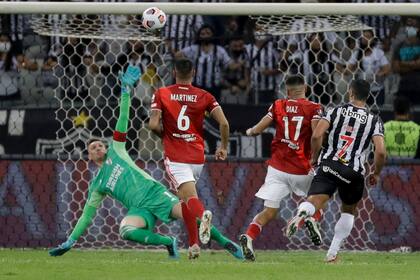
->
[151, 84, 220, 164]
[267, 98, 322, 175]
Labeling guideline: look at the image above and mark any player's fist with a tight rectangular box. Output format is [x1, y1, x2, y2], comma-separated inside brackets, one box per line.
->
[118, 65, 141, 89]
[49, 238, 76, 257]
[368, 173, 380, 187]
[246, 128, 253, 136]
[215, 147, 227, 160]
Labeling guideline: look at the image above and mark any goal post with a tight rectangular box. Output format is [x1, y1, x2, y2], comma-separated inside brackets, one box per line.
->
[0, 2, 419, 16]
[0, 2, 419, 252]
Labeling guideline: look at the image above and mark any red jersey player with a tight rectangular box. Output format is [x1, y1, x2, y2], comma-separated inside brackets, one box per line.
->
[239, 75, 323, 261]
[148, 58, 243, 260]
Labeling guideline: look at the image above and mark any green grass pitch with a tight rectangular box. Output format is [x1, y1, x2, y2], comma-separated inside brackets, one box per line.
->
[1, 249, 419, 280]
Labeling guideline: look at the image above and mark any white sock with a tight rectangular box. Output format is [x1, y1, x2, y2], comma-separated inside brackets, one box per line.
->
[298, 201, 315, 216]
[327, 213, 355, 257]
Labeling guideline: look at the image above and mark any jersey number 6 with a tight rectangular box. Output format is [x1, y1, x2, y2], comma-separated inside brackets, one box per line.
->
[177, 105, 190, 131]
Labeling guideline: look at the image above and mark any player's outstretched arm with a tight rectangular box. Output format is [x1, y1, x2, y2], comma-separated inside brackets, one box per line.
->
[246, 115, 272, 136]
[49, 192, 104, 256]
[311, 119, 329, 166]
[114, 66, 141, 135]
[211, 107, 230, 160]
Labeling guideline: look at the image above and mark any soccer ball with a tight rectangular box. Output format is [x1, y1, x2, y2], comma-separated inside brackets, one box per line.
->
[142, 7, 166, 31]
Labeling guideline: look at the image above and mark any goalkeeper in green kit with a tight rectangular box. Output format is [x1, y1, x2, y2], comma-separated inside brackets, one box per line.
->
[49, 66, 243, 260]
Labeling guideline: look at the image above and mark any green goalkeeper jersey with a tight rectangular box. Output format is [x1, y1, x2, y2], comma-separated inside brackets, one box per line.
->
[69, 87, 175, 241]
[384, 120, 420, 158]
[87, 142, 158, 209]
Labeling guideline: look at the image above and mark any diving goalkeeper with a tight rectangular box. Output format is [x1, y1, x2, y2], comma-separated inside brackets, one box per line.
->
[49, 66, 242, 259]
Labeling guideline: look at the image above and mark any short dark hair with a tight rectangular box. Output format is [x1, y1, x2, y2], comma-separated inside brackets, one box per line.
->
[228, 34, 244, 43]
[350, 79, 370, 101]
[87, 138, 104, 148]
[393, 96, 411, 115]
[174, 58, 194, 79]
[285, 75, 305, 87]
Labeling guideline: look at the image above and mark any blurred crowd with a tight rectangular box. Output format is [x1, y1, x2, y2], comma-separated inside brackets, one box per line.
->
[0, 2, 419, 110]
[0, 0, 418, 159]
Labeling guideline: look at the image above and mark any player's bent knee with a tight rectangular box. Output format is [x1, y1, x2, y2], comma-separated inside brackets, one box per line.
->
[307, 194, 330, 209]
[119, 225, 138, 240]
[178, 181, 198, 200]
[178, 183, 197, 200]
[341, 203, 357, 215]
[170, 203, 183, 220]
[120, 216, 146, 231]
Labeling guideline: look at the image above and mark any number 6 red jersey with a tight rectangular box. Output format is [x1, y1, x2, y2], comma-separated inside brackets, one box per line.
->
[151, 84, 220, 164]
[268, 98, 322, 175]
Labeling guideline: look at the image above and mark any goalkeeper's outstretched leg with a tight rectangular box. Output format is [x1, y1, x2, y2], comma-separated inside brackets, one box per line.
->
[119, 208, 180, 259]
[196, 219, 244, 260]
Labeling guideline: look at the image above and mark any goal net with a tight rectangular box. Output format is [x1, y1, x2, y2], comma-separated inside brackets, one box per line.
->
[41, 13, 376, 251]
[1, 2, 418, 252]
[32, 15, 178, 248]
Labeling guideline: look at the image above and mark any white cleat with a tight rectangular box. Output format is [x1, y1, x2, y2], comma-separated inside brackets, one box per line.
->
[325, 253, 339, 263]
[286, 211, 307, 238]
[188, 243, 200, 259]
[199, 210, 212, 244]
[239, 234, 255, 261]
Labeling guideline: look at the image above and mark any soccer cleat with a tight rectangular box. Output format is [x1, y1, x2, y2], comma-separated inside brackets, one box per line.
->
[199, 210, 212, 244]
[325, 253, 339, 264]
[188, 243, 200, 260]
[224, 240, 244, 260]
[286, 211, 308, 238]
[166, 237, 179, 259]
[239, 234, 255, 261]
[304, 217, 322, 246]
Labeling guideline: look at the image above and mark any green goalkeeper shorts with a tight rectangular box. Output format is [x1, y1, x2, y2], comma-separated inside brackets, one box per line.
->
[128, 183, 179, 228]
[126, 208, 157, 231]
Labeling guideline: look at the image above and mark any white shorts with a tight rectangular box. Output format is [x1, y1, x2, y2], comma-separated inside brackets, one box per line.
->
[164, 158, 204, 191]
[255, 166, 314, 208]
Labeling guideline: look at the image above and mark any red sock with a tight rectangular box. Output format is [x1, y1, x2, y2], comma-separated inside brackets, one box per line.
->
[181, 202, 199, 246]
[186, 197, 205, 219]
[246, 222, 262, 240]
[312, 209, 323, 222]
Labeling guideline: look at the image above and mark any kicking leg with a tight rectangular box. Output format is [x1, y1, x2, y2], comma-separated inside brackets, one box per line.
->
[287, 170, 336, 239]
[178, 181, 212, 245]
[326, 203, 356, 263]
[240, 205, 278, 261]
[286, 194, 329, 238]
[171, 201, 201, 259]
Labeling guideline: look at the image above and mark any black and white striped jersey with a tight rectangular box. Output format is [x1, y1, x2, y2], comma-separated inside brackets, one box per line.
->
[163, 15, 204, 51]
[245, 41, 280, 92]
[320, 103, 384, 175]
[352, 0, 400, 40]
[181, 44, 231, 88]
[0, 14, 24, 42]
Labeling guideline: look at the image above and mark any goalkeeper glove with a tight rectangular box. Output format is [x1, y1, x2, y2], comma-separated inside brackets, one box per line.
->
[118, 65, 141, 91]
[49, 238, 76, 257]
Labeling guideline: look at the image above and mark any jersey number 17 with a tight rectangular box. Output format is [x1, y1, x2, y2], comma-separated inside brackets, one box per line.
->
[283, 116, 304, 141]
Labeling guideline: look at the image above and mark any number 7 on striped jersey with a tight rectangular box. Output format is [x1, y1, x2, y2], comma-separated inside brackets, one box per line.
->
[337, 135, 355, 158]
